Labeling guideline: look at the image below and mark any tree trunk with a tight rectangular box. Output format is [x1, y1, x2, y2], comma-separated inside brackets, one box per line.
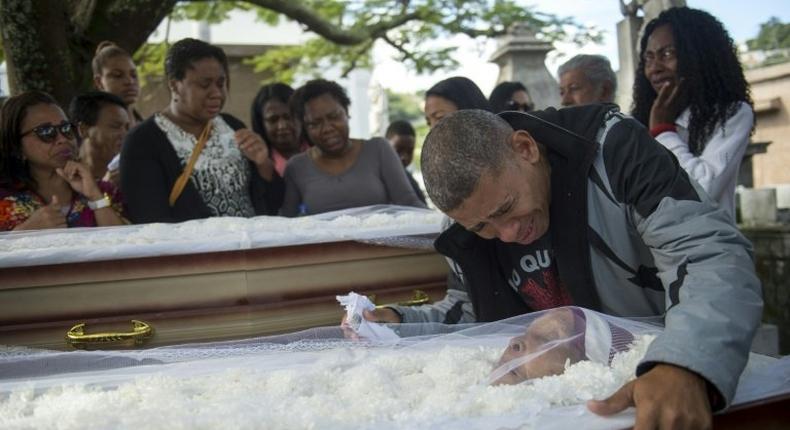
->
[0, 0, 175, 106]
[0, 0, 79, 104]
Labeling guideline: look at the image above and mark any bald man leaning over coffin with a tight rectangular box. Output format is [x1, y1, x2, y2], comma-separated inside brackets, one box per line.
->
[359, 106, 762, 430]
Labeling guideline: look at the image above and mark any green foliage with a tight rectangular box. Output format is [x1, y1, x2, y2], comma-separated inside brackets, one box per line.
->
[133, 42, 169, 87]
[242, 0, 600, 83]
[387, 89, 424, 124]
[131, 0, 601, 87]
[133, 2, 253, 87]
[385, 89, 429, 170]
[746, 17, 790, 67]
[246, 37, 374, 84]
[746, 17, 790, 51]
[170, 1, 253, 23]
[252, 7, 281, 26]
[412, 121, 430, 172]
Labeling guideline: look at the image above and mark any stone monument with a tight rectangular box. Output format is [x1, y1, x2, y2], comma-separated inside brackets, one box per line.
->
[367, 79, 389, 138]
[489, 22, 559, 109]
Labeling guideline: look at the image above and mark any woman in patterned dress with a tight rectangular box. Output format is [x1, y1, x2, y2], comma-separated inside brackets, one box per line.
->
[0, 91, 125, 231]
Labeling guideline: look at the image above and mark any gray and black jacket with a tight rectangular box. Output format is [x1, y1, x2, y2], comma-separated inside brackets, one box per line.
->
[390, 104, 762, 409]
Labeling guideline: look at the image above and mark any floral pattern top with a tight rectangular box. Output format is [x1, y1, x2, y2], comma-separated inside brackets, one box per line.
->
[154, 113, 256, 217]
[0, 181, 124, 231]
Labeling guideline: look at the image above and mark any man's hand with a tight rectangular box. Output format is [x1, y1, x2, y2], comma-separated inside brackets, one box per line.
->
[362, 308, 402, 323]
[340, 308, 402, 327]
[588, 363, 712, 430]
[339, 307, 402, 339]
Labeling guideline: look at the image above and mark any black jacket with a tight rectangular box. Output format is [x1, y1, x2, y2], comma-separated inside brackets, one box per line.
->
[120, 113, 284, 224]
[413, 104, 762, 407]
[434, 105, 610, 322]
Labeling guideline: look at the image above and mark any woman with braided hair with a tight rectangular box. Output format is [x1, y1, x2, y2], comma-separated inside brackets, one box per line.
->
[632, 7, 753, 222]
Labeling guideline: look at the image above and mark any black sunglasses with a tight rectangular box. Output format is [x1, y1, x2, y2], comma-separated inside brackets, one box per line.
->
[505, 100, 534, 112]
[21, 121, 78, 143]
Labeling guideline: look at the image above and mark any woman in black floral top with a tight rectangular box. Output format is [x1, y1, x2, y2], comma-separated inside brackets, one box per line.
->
[120, 38, 283, 224]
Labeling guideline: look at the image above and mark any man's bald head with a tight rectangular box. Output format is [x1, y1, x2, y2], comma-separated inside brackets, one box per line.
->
[421, 109, 514, 212]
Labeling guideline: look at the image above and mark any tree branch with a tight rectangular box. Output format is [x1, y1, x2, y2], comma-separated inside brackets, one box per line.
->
[382, 34, 418, 63]
[85, 0, 179, 54]
[340, 39, 375, 77]
[179, 0, 425, 45]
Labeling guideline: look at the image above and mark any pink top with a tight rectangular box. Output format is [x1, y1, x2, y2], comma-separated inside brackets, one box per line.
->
[272, 142, 310, 177]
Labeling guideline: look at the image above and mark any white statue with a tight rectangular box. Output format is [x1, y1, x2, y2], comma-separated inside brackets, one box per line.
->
[367, 79, 389, 138]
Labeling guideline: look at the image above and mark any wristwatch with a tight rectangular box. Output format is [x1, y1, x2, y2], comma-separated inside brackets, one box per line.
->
[87, 193, 111, 210]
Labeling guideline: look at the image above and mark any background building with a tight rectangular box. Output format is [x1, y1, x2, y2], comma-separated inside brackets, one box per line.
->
[747, 62, 790, 188]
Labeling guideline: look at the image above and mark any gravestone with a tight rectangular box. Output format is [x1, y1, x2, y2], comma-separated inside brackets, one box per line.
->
[489, 22, 559, 109]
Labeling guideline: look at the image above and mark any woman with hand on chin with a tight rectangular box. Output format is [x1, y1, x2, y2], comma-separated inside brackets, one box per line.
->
[632, 7, 753, 222]
[0, 91, 125, 231]
[121, 38, 283, 224]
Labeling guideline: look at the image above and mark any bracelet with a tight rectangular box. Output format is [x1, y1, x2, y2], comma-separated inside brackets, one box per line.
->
[87, 193, 111, 210]
[649, 123, 677, 138]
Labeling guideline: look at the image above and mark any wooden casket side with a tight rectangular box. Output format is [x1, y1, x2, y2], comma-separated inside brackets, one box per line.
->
[0, 241, 449, 349]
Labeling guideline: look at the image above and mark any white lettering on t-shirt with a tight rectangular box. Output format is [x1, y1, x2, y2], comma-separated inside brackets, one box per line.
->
[508, 271, 522, 290]
[508, 250, 552, 290]
[519, 250, 551, 273]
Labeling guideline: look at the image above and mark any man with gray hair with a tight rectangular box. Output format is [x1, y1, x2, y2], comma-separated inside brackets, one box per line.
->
[558, 54, 617, 106]
[364, 105, 761, 429]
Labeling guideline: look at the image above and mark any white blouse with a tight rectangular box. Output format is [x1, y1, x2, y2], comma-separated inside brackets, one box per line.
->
[155, 114, 255, 217]
[655, 102, 753, 222]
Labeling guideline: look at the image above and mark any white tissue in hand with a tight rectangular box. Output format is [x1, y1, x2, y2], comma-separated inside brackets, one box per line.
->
[337, 292, 400, 342]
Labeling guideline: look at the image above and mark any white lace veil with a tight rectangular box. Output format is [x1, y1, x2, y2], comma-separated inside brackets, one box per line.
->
[0, 307, 787, 430]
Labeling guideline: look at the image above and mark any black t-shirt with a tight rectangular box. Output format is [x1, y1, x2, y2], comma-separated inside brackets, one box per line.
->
[495, 232, 573, 311]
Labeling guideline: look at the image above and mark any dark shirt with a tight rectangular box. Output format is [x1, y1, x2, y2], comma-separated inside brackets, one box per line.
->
[495, 232, 573, 311]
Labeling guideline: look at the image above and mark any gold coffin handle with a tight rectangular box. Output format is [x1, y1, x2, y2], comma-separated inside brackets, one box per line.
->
[397, 289, 430, 306]
[374, 289, 431, 309]
[66, 320, 153, 346]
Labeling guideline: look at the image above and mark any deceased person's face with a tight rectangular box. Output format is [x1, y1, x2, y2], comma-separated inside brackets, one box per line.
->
[491, 308, 586, 385]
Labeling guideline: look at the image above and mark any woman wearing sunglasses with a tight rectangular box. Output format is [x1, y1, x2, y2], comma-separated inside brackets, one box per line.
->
[0, 91, 126, 231]
[120, 38, 283, 224]
[488, 81, 535, 114]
